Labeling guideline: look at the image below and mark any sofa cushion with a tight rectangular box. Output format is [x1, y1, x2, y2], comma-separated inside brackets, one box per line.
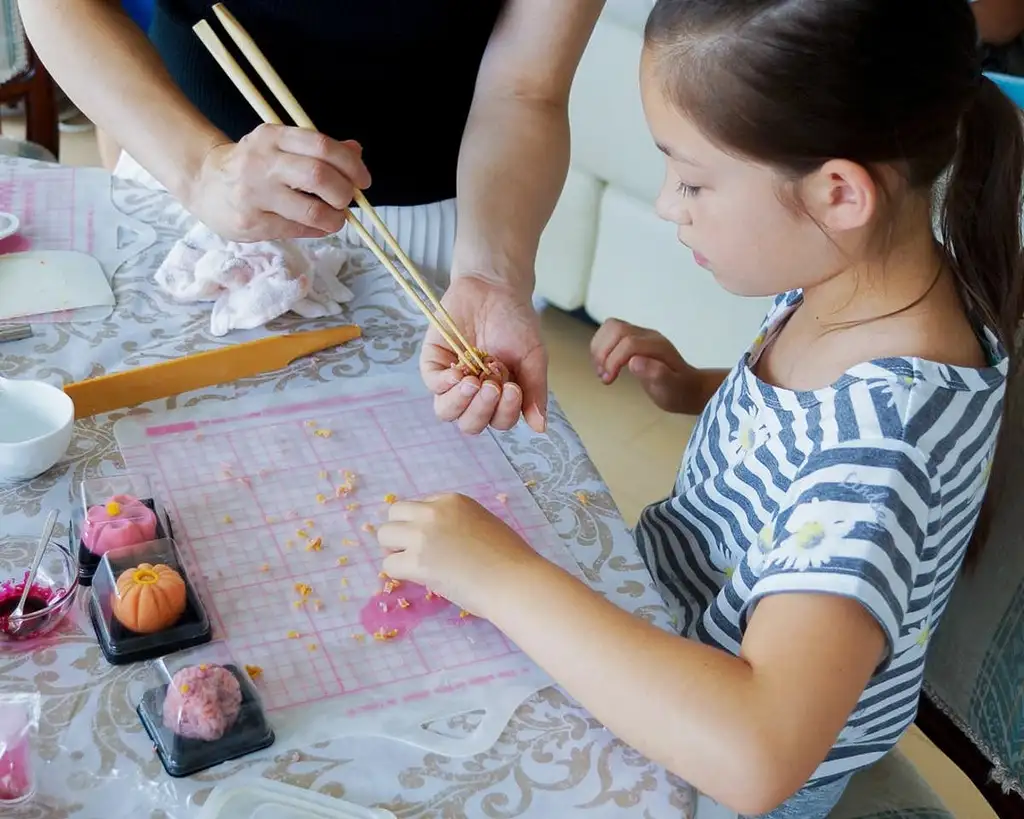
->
[583, 185, 773, 369]
[830, 750, 954, 819]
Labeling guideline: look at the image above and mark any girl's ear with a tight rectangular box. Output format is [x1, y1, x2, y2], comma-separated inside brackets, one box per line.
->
[800, 159, 878, 233]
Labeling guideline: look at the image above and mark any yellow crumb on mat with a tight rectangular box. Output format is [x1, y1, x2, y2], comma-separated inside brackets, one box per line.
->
[259, 563, 270, 573]
[361, 523, 375, 533]
[313, 599, 324, 611]
[305, 420, 317, 427]
[294, 583, 313, 598]
[287, 630, 300, 639]
[383, 493, 398, 504]
[351, 633, 365, 642]
[345, 502, 360, 512]
[575, 491, 590, 506]
[285, 539, 295, 550]
[340, 577, 349, 588]
[459, 610, 471, 619]
[318, 470, 327, 479]
[244, 665, 263, 680]
[341, 538, 355, 546]
[524, 479, 537, 488]
[265, 515, 277, 524]
[495, 493, 508, 504]
[339, 594, 349, 602]
[315, 493, 327, 504]
[373, 627, 399, 641]
[180, 684, 190, 694]
[307, 643, 318, 651]
[378, 571, 389, 579]
[296, 529, 309, 538]
[313, 428, 332, 438]
[336, 556, 349, 566]
[293, 600, 305, 609]
[306, 537, 323, 552]
[222, 515, 233, 524]
[305, 519, 315, 527]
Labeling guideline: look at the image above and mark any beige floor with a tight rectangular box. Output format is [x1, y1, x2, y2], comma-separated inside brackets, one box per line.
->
[10, 117, 997, 819]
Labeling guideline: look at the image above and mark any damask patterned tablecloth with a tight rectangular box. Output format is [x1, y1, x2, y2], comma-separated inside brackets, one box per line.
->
[0, 167, 695, 819]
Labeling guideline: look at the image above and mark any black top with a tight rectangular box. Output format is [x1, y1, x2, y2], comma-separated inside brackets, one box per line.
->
[152, 0, 505, 205]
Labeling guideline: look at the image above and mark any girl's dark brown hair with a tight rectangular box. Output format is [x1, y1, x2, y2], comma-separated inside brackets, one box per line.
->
[645, 0, 1024, 561]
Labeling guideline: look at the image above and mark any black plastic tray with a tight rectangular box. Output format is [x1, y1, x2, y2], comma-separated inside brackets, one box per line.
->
[137, 664, 275, 778]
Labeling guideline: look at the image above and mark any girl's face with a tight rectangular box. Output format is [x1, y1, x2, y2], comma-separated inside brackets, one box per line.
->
[639, 50, 852, 298]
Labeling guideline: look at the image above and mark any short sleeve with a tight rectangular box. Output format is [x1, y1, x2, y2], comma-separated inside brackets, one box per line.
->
[742, 440, 936, 667]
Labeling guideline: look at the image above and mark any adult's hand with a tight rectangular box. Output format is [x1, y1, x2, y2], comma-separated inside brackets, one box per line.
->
[420, 275, 547, 435]
[187, 124, 371, 241]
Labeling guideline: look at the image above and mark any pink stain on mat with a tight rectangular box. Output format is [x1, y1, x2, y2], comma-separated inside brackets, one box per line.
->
[358, 582, 452, 638]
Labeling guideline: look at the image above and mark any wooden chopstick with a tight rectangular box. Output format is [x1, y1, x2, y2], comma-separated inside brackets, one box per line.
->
[198, 4, 488, 375]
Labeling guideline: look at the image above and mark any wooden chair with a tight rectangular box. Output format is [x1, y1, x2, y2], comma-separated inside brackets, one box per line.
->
[0, 42, 58, 161]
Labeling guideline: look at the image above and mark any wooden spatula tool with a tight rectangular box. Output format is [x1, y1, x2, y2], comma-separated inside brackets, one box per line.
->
[64, 325, 361, 419]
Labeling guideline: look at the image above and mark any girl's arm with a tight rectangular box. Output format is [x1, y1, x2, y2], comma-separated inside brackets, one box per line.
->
[483, 558, 884, 815]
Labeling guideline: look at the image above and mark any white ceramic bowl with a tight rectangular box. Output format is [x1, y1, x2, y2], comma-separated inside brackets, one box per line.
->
[0, 377, 74, 483]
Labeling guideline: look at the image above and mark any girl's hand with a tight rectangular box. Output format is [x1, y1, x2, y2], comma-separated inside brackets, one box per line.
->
[590, 319, 701, 413]
[377, 494, 542, 615]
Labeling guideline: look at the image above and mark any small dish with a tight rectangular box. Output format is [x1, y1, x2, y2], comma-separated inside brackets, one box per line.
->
[0, 535, 78, 642]
[0, 376, 74, 483]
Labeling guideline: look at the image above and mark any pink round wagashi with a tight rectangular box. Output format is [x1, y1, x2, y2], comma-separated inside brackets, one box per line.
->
[162, 664, 242, 741]
[82, 495, 158, 556]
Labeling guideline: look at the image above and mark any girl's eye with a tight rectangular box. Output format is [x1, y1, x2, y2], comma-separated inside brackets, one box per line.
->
[676, 182, 701, 197]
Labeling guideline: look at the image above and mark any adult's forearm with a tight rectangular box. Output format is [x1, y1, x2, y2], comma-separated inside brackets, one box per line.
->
[20, 0, 226, 201]
[450, 96, 570, 295]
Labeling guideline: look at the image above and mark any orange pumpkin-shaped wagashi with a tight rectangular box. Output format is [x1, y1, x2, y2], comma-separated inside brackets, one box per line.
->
[112, 563, 187, 633]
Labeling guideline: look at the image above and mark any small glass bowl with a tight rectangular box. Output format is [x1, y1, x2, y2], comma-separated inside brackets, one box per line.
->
[0, 535, 78, 642]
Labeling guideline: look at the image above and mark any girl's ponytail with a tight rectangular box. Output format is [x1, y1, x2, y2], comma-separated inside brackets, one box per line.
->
[941, 77, 1024, 358]
[940, 77, 1024, 564]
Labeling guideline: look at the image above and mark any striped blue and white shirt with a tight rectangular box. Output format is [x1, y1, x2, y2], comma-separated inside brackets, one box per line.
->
[635, 290, 1008, 785]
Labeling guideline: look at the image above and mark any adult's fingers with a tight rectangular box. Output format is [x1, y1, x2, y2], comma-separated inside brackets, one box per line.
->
[489, 382, 524, 431]
[274, 129, 372, 190]
[420, 338, 463, 395]
[434, 376, 483, 423]
[457, 381, 503, 435]
[274, 153, 358, 211]
[267, 188, 348, 235]
[515, 346, 548, 433]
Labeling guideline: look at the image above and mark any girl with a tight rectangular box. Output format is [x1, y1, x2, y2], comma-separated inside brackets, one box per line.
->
[377, 1, 1024, 816]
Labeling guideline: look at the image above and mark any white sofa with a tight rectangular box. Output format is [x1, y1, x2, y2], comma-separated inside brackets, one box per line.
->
[535, 0, 772, 370]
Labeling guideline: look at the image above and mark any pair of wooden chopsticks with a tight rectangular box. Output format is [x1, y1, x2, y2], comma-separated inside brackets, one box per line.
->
[193, 3, 487, 375]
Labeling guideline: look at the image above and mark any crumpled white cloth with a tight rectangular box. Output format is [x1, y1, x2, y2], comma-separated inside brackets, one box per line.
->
[154, 223, 355, 336]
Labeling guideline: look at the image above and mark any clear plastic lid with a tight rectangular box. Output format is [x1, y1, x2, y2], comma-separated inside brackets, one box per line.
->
[198, 779, 396, 819]
[135, 642, 275, 778]
[0, 693, 39, 805]
[73, 473, 172, 586]
[88, 538, 210, 665]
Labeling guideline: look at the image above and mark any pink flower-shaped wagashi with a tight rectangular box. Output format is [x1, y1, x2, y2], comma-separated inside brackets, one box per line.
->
[82, 495, 158, 556]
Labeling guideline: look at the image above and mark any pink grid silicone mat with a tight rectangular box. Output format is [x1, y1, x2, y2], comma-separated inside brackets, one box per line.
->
[113, 376, 582, 750]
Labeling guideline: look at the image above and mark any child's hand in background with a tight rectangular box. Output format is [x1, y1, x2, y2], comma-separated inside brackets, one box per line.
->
[377, 494, 542, 616]
[591, 319, 702, 414]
